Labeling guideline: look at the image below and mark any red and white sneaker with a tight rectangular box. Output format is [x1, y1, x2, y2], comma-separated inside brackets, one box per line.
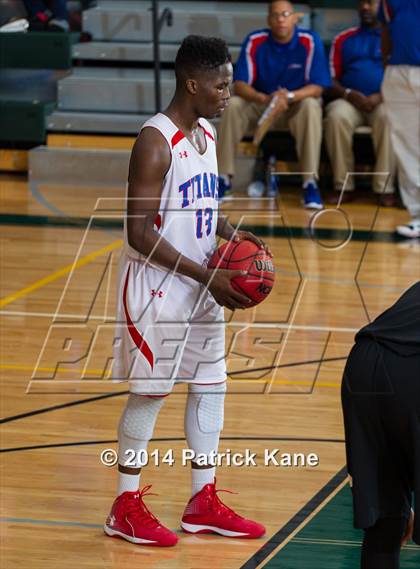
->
[181, 479, 265, 539]
[104, 485, 178, 547]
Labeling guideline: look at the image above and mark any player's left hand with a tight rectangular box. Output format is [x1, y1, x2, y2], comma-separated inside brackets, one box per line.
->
[231, 230, 273, 258]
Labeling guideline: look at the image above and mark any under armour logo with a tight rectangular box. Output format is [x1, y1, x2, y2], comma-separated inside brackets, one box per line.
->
[151, 289, 164, 298]
[179, 151, 188, 158]
[109, 515, 116, 526]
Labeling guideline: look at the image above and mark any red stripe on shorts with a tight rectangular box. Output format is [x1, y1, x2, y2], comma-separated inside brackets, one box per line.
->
[123, 264, 154, 370]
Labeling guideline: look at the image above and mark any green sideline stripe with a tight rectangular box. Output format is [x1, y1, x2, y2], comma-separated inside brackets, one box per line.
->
[265, 485, 420, 568]
[0, 213, 408, 243]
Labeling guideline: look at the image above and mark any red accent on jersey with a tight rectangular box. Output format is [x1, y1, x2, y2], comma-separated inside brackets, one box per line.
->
[123, 264, 154, 370]
[329, 27, 359, 79]
[200, 123, 215, 141]
[171, 129, 185, 148]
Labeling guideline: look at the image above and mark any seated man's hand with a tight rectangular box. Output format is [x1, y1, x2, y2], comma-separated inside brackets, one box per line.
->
[366, 93, 382, 110]
[347, 89, 374, 113]
[271, 88, 289, 114]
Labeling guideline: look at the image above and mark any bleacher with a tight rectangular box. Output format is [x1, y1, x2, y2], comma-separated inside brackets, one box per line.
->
[1, 0, 371, 188]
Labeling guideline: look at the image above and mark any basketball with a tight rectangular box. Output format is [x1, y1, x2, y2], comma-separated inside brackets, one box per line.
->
[208, 239, 275, 307]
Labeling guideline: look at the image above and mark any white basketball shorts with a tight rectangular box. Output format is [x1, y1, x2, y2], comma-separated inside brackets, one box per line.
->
[112, 253, 226, 395]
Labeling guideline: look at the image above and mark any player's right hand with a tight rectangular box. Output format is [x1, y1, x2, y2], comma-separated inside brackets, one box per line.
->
[205, 269, 251, 311]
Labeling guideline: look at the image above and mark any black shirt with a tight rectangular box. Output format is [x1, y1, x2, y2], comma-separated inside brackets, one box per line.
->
[356, 281, 420, 356]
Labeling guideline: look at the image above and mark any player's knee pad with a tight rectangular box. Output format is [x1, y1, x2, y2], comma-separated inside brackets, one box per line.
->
[119, 394, 165, 441]
[188, 382, 227, 434]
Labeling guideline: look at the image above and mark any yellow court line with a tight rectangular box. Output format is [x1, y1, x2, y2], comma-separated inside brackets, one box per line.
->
[0, 239, 123, 309]
[0, 363, 109, 377]
[0, 363, 341, 388]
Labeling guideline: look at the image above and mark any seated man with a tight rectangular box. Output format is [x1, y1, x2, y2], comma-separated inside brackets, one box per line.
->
[216, 0, 331, 209]
[325, 0, 396, 206]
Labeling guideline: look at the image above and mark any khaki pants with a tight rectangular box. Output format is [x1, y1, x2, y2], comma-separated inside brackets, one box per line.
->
[216, 95, 323, 183]
[324, 99, 396, 194]
[382, 65, 420, 218]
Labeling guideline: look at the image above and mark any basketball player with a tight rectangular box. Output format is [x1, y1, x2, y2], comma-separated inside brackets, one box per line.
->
[104, 36, 268, 547]
[342, 281, 420, 568]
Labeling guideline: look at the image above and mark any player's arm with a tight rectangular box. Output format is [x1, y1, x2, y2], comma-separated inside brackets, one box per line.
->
[127, 127, 250, 309]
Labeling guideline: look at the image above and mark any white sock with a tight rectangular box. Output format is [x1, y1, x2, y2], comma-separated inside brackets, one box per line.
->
[118, 470, 141, 495]
[303, 178, 317, 189]
[191, 467, 216, 496]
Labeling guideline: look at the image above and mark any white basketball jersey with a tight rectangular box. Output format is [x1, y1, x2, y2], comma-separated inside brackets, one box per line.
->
[123, 113, 219, 268]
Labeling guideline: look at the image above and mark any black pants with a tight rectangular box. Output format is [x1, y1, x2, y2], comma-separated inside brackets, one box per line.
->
[341, 338, 420, 562]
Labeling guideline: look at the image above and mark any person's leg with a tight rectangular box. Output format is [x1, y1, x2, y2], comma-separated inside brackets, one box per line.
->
[181, 381, 265, 538]
[178, 297, 264, 538]
[382, 65, 420, 236]
[324, 99, 363, 193]
[184, 382, 226, 496]
[287, 97, 323, 185]
[342, 340, 418, 565]
[216, 96, 263, 177]
[361, 516, 407, 569]
[104, 392, 178, 546]
[287, 97, 324, 208]
[105, 258, 186, 546]
[366, 103, 396, 196]
[117, 394, 165, 494]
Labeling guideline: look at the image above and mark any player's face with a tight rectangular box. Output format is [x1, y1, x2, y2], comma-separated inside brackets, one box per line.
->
[269, 1, 296, 42]
[196, 62, 233, 119]
[359, 0, 380, 25]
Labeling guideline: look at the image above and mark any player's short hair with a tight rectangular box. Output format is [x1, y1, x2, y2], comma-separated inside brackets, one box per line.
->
[175, 35, 231, 80]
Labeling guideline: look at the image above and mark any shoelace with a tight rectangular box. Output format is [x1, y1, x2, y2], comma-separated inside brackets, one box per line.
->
[207, 485, 244, 520]
[126, 485, 161, 528]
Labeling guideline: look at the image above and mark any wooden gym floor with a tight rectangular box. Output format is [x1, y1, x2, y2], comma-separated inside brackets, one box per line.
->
[1, 172, 419, 568]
